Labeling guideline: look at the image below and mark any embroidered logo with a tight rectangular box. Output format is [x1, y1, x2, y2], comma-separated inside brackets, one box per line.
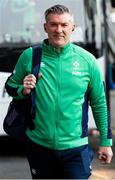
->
[73, 61, 79, 68]
[72, 61, 81, 75]
[40, 62, 45, 68]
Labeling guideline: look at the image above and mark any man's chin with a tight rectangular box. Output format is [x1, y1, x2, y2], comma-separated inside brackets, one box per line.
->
[53, 41, 66, 48]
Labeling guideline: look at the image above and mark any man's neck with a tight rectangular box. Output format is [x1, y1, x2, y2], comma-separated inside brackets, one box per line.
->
[48, 40, 69, 53]
[56, 47, 61, 53]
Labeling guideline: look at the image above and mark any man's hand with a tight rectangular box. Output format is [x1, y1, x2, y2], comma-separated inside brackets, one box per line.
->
[98, 146, 113, 164]
[23, 73, 42, 95]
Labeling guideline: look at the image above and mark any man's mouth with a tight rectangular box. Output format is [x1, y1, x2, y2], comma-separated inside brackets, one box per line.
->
[53, 34, 64, 38]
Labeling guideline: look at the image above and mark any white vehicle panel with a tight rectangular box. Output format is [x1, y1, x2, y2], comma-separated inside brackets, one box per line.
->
[0, 72, 12, 135]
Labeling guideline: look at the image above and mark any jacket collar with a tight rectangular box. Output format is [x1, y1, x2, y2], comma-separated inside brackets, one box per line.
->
[42, 39, 72, 56]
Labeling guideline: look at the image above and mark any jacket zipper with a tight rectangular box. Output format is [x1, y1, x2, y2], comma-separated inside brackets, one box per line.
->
[54, 53, 61, 148]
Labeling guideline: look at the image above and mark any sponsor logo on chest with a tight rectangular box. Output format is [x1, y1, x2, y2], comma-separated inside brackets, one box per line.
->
[72, 61, 81, 75]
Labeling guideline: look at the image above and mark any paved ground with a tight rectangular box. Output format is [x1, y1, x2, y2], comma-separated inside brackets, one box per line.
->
[0, 137, 31, 179]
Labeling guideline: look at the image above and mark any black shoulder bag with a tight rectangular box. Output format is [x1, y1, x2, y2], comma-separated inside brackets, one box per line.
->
[3, 45, 42, 141]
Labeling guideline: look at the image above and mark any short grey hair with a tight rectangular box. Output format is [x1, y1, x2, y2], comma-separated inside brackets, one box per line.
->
[45, 4, 74, 22]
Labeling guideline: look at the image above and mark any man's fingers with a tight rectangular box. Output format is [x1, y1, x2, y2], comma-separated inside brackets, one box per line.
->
[98, 146, 113, 165]
[98, 154, 107, 164]
[24, 74, 36, 84]
[98, 152, 113, 164]
[23, 74, 37, 88]
[23, 73, 42, 94]
[38, 73, 42, 79]
[23, 80, 36, 89]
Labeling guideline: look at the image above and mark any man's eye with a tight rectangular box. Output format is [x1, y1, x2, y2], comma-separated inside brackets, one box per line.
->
[62, 24, 68, 27]
[50, 23, 57, 26]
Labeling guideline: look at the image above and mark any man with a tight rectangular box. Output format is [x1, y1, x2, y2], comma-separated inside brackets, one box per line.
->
[5, 4, 113, 179]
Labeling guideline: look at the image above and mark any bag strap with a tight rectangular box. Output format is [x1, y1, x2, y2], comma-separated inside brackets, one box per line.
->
[31, 45, 42, 119]
[32, 45, 42, 79]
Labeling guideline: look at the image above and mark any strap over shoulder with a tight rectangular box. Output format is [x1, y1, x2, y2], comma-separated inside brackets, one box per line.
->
[31, 45, 42, 120]
[32, 45, 42, 79]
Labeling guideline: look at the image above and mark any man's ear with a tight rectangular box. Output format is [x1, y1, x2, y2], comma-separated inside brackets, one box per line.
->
[44, 23, 47, 32]
[72, 25, 76, 32]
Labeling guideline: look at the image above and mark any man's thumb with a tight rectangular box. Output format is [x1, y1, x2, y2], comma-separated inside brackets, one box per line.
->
[38, 73, 42, 79]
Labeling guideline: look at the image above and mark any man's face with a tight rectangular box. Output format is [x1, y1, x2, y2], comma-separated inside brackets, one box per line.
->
[44, 13, 75, 48]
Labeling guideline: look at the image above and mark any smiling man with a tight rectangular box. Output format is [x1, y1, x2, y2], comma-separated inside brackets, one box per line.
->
[5, 4, 113, 179]
[44, 8, 75, 50]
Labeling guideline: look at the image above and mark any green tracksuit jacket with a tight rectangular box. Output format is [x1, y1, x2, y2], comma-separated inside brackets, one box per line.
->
[6, 39, 112, 149]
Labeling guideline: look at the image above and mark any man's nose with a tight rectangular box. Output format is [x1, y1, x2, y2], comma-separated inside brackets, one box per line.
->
[55, 25, 62, 33]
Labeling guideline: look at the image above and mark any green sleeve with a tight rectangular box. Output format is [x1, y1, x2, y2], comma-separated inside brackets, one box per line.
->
[89, 56, 112, 146]
[6, 47, 32, 99]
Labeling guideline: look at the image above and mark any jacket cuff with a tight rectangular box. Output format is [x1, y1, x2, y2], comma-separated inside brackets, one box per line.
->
[100, 138, 113, 146]
[17, 85, 28, 98]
